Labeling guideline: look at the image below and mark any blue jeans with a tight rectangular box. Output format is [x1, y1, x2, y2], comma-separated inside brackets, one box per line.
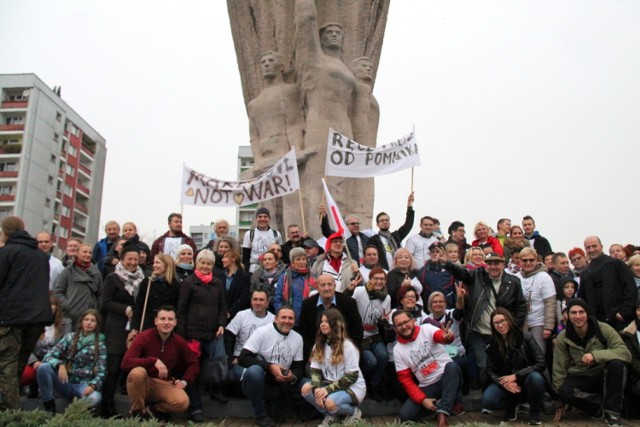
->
[185, 338, 216, 414]
[241, 365, 268, 417]
[361, 341, 388, 388]
[301, 379, 356, 416]
[399, 361, 462, 421]
[36, 363, 102, 408]
[467, 331, 492, 386]
[482, 371, 545, 414]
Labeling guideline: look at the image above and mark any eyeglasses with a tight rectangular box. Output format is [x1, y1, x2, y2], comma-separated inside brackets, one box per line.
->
[371, 277, 386, 282]
[521, 258, 536, 263]
[348, 222, 360, 226]
[493, 319, 508, 327]
[378, 218, 390, 223]
[394, 319, 413, 329]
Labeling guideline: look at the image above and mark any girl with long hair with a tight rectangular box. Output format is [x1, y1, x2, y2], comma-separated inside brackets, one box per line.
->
[482, 307, 546, 425]
[301, 308, 365, 425]
[37, 309, 107, 413]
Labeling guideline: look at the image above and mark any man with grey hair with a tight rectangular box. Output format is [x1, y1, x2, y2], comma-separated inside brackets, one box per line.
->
[203, 218, 231, 251]
[0, 216, 52, 410]
[320, 207, 370, 265]
[91, 220, 120, 273]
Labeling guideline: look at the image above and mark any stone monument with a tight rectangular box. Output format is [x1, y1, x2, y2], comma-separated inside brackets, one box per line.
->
[227, 0, 390, 237]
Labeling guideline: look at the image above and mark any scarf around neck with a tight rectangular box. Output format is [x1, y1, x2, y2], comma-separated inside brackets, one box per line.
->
[115, 262, 144, 296]
[195, 269, 213, 284]
[74, 258, 91, 271]
[378, 230, 398, 252]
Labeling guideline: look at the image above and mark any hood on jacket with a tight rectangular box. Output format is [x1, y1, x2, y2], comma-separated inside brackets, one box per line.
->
[5, 230, 38, 249]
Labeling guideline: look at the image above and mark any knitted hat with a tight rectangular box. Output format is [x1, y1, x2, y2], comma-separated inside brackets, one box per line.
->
[175, 244, 193, 258]
[256, 207, 271, 218]
[566, 298, 590, 315]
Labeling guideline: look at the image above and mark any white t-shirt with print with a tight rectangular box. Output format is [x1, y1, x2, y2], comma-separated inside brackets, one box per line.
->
[242, 323, 303, 368]
[352, 286, 391, 339]
[242, 228, 283, 272]
[310, 339, 366, 403]
[393, 323, 452, 387]
[516, 270, 556, 328]
[226, 309, 275, 357]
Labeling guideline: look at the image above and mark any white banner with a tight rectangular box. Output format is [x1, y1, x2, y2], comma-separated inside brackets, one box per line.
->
[181, 149, 300, 207]
[324, 129, 421, 177]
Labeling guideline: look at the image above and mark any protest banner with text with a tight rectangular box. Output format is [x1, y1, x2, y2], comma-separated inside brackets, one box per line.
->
[324, 129, 420, 177]
[181, 149, 300, 207]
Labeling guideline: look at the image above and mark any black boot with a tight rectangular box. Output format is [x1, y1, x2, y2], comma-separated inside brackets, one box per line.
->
[43, 399, 56, 414]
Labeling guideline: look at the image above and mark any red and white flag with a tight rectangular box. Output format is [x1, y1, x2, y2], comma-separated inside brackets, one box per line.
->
[321, 178, 351, 251]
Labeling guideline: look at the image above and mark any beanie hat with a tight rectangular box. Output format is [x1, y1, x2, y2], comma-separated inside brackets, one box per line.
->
[566, 298, 590, 315]
[256, 207, 271, 218]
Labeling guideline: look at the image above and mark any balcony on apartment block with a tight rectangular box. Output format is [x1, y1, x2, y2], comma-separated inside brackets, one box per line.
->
[1, 101, 28, 109]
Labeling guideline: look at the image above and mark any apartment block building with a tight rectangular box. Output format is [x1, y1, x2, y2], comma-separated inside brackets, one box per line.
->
[0, 74, 106, 254]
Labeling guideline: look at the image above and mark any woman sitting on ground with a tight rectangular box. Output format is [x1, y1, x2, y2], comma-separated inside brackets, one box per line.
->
[482, 307, 547, 425]
[301, 308, 365, 425]
[37, 309, 107, 414]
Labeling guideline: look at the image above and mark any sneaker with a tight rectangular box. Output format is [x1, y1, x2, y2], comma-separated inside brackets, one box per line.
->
[452, 401, 466, 416]
[190, 410, 205, 423]
[343, 407, 362, 425]
[505, 406, 518, 422]
[529, 413, 542, 425]
[318, 414, 337, 426]
[256, 415, 275, 427]
[605, 412, 622, 427]
[481, 408, 494, 414]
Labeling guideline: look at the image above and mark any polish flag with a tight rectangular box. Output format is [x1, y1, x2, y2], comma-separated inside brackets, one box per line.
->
[322, 179, 351, 252]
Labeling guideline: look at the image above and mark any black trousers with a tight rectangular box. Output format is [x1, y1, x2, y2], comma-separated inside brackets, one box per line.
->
[558, 359, 626, 415]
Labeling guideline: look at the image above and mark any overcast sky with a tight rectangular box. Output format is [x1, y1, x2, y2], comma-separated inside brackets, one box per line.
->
[1, 0, 639, 253]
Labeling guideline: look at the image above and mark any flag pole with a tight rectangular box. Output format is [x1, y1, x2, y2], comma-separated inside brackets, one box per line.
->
[411, 167, 414, 193]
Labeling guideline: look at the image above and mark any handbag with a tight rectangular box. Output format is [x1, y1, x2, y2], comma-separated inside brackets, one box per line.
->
[199, 337, 228, 387]
[127, 279, 151, 348]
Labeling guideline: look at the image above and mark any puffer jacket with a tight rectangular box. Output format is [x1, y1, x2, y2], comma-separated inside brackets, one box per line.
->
[444, 262, 527, 330]
[176, 274, 227, 341]
[43, 331, 107, 389]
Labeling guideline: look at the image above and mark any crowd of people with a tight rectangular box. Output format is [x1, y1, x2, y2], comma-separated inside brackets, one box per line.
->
[1, 203, 640, 427]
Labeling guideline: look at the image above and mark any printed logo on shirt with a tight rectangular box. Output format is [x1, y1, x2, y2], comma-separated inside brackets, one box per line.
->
[409, 341, 440, 378]
[363, 301, 384, 331]
[270, 341, 293, 367]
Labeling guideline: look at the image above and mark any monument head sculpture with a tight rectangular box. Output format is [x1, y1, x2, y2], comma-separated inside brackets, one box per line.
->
[351, 57, 374, 83]
[319, 23, 344, 52]
[259, 51, 284, 79]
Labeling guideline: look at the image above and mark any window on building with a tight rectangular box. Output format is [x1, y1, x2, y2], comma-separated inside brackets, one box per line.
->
[0, 185, 14, 195]
[65, 165, 74, 177]
[5, 116, 24, 125]
[48, 175, 54, 185]
[61, 205, 70, 217]
[54, 133, 59, 142]
[59, 226, 68, 238]
[68, 145, 77, 157]
[45, 198, 51, 207]
[63, 184, 73, 197]
[56, 112, 62, 122]
[0, 163, 17, 172]
[50, 154, 56, 163]
[8, 94, 28, 102]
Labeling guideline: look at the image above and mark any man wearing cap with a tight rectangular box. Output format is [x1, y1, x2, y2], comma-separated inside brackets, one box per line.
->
[405, 216, 440, 268]
[151, 213, 197, 260]
[302, 238, 323, 268]
[552, 298, 630, 426]
[578, 236, 637, 331]
[242, 208, 283, 273]
[310, 235, 360, 293]
[281, 224, 307, 265]
[319, 208, 370, 266]
[442, 252, 527, 387]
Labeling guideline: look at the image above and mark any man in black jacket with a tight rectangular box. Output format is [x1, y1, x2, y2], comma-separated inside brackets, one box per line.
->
[0, 216, 52, 410]
[297, 275, 363, 361]
[522, 215, 552, 258]
[578, 236, 637, 331]
[368, 192, 415, 270]
[320, 208, 370, 266]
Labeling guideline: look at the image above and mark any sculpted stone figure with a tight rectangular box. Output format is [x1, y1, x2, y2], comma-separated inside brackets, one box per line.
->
[294, 0, 374, 233]
[247, 51, 307, 230]
[351, 57, 379, 148]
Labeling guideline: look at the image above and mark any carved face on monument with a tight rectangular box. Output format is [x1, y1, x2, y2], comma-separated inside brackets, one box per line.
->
[320, 24, 343, 50]
[259, 52, 283, 78]
[351, 58, 373, 82]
